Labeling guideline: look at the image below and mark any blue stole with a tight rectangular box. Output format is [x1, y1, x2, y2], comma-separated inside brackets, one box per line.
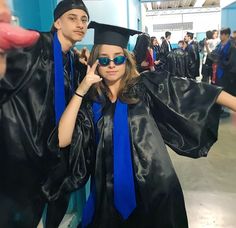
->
[82, 100, 136, 227]
[216, 41, 231, 80]
[53, 32, 74, 123]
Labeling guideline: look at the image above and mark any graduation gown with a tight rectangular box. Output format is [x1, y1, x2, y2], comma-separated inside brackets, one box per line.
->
[186, 41, 200, 79]
[0, 32, 86, 227]
[165, 48, 191, 78]
[44, 71, 222, 228]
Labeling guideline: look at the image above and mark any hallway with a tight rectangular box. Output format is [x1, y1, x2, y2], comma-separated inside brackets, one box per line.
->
[169, 113, 236, 228]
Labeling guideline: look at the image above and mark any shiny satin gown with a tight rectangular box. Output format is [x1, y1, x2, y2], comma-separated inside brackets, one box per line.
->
[44, 71, 222, 228]
[0, 32, 86, 228]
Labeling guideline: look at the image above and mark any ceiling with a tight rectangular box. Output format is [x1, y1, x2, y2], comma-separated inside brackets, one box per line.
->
[142, 0, 220, 11]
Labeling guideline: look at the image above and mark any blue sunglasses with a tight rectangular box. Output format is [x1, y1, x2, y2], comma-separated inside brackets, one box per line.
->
[98, 55, 127, 67]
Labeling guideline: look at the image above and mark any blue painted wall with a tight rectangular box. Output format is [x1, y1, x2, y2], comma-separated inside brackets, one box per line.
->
[221, 1, 236, 31]
[12, 0, 57, 31]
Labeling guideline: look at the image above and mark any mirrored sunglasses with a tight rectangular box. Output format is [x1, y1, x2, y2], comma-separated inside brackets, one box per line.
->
[98, 55, 127, 67]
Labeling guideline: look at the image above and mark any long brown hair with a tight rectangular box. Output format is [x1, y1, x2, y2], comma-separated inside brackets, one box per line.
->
[88, 45, 140, 104]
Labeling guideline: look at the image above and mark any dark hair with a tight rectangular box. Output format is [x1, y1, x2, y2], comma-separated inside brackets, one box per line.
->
[212, 29, 218, 34]
[150, 36, 157, 48]
[133, 33, 151, 64]
[178, 40, 184, 45]
[165, 31, 171, 38]
[220, 27, 231, 36]
[206, 30, 213, 39]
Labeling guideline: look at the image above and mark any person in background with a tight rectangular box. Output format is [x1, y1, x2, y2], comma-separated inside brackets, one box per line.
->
[201, 30, 214, 83]
[0, 0, 89, 227]
[150, 36, 161, 70]
[231, 30, 236, 45]
[160, 31, 172, 64]
[44, 21, 236, 228]
[133, 33, 155, 73]
[184, 31, 200, 79]
[210, 27, 236, 118]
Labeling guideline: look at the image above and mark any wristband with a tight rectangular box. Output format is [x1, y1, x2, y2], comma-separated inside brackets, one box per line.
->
[74, 91, 84, 98]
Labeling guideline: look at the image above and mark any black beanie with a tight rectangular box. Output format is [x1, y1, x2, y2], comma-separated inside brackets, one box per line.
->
[54, 0, 89, 21]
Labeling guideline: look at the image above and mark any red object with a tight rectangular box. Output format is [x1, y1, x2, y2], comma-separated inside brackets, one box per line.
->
[0, 22, 40, 51]
[211, 63, 217, 84]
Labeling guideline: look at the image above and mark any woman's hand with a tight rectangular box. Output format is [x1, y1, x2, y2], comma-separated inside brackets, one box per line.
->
[76, 60, 102, 95]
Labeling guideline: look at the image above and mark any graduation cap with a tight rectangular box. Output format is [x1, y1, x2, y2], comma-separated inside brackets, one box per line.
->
[186, 31, 194, 37]
[54, 0, 89, 21]
[88, 21, 142, 48]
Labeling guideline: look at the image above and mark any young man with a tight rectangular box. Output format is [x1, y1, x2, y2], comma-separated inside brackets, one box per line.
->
[160, 31, 172, 63]
[0, 0, 89, 227]
[184, 31, 200, 79]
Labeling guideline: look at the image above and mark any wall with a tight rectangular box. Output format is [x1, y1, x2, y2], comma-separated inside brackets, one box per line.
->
[221, 2, 236, 31]
[79, 0, 141, 50]
[142, 9, 220, 44]
[11, 0, 57, 31]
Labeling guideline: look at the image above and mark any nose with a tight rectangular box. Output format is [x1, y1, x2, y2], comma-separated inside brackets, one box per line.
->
[108, 60, 116, 68]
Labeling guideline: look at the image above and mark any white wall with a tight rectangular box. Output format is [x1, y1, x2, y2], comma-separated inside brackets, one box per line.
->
[77, 0, 141, 49]
[143, 11, 221, 44]
[80, 0, 128, 46]
[221, 0, 236, 8]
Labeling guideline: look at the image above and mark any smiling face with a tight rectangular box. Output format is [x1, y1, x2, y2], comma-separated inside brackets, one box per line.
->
[54, 8, 88, 45]
[97, 44, 126, 86]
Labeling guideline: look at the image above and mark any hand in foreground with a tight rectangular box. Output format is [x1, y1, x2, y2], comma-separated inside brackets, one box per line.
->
[0, 22, 40, 52]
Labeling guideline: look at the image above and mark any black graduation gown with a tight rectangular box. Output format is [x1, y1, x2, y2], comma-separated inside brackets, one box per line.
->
[0, 32, 86, 227]
[186, 41, 200, 79]
[165, 48, 191, 78]
[214, 41, 236, 96]
[44, 71, 222, 228]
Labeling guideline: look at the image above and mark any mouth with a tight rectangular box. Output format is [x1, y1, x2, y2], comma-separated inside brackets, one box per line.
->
[106, 71, 118, 75]
[74, 31, 84, 36]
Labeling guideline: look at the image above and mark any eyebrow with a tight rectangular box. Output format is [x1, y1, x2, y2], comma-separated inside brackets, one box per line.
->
[67, 14, 88, 18]
[99, 52, 124, 56]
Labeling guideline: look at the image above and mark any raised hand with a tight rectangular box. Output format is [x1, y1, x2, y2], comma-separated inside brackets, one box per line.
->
[76, 60, 102, 95]
[73, 46, 90, 65]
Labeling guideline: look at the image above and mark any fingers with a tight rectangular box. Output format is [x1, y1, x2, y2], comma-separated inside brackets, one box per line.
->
[86, 65, 90, 74]
[90, 60, 99, 73]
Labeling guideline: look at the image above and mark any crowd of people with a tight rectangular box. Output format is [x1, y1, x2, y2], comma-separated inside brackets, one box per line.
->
[135, 28, 236, 118]
[1, 0, 236, 227]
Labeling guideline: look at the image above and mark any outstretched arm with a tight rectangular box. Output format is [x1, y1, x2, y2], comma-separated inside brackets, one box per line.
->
[58, 61, 102, 148]
[216, 90, 236, 112]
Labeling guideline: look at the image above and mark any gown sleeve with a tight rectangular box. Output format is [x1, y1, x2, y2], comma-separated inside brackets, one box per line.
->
[0, 32, 47, 104]
[141, 70, 222, 158]
[42, 102, 96, 201]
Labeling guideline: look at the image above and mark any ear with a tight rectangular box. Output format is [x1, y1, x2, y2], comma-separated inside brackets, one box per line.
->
[54, 19, 61, 30]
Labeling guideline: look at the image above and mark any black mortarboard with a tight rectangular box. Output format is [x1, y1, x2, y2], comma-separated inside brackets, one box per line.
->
[186, 31, 194, 36]
[88, 21, 142, 48]
[54, 0, 89, 21]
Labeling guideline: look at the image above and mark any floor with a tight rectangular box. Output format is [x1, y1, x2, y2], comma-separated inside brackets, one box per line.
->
[169, 112, 236, 228]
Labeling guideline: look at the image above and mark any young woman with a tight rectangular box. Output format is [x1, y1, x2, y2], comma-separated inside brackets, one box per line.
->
[43, 21, 236, 228]
[133, 33, 155, 73]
